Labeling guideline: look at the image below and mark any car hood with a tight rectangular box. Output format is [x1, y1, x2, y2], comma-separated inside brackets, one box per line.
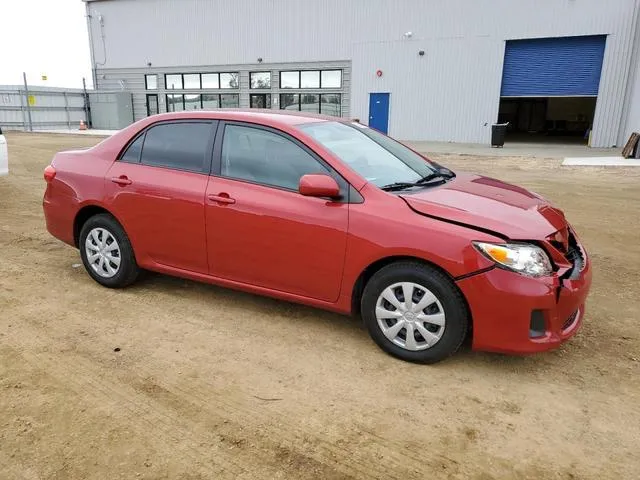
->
[400, 172, 567, 239]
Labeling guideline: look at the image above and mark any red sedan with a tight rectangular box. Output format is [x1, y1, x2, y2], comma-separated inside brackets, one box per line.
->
[43, 111, 591, 363]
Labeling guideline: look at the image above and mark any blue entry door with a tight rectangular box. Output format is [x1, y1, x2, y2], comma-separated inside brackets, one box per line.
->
[369, 93, 390, 133]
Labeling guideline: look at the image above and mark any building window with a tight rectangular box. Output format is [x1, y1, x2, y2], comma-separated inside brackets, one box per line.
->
[165, 74, 183, 90]
[220, 94, 239, 108]
[166, 94, 184, 112]
[280, 93, 300, 111]
[202, 94, 219, 109]
[279, 70, 342, 89]
[320, 93, 341, 116]
[184, 94, 202, 110]
[183, 74, 201, 89]
[321, 70, 342, 88]
[220, 73, 239, 89]
[280, 71, 299, 89]
[300, 93, 320, 112]
[250, 72, 271, 89]
[146, 94, 159, 116]
[202, 73, 220, 89]
[145, 74, 157, 90]
[250, 94, 271, 109]
[279, 93, 341, 116]
[301, 71, 320, 88]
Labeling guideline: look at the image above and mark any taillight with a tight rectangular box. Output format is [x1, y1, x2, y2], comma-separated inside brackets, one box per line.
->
[44, 165, 56, 182]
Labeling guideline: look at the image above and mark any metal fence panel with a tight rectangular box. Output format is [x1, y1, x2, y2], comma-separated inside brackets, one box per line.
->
[0, 87, 87, 131]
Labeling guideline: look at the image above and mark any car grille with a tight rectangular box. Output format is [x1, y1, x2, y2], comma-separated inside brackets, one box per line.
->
[562, 309, 579, 331]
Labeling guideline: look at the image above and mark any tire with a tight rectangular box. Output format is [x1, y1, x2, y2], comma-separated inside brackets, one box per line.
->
[361, 261, 469, 364]
[79, 213, 140, 288]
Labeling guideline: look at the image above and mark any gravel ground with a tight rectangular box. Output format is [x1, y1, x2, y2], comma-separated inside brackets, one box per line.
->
[1, 132, 639, 479]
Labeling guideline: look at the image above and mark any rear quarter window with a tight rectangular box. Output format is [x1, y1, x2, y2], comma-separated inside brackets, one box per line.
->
[119, 134, 144, 163]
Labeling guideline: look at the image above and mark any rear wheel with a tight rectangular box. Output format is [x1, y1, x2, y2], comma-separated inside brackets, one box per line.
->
[361, 262, 469, 364]
[79, 213, 139, 288]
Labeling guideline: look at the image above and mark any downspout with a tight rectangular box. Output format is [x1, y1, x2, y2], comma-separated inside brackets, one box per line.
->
[85, 2, 98, 90]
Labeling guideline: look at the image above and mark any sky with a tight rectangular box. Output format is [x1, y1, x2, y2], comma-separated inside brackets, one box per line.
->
[0, 0, 93, 88]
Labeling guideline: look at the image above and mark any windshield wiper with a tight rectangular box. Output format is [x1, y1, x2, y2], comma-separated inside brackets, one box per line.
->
[380, 172, 450, 191]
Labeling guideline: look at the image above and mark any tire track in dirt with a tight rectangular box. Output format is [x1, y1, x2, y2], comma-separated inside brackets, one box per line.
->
[4, 312, 421, 480]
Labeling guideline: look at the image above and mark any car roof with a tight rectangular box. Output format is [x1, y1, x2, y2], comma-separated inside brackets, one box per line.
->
[146, 109, 339, 127]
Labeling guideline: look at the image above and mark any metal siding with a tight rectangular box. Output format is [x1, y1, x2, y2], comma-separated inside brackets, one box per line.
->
[88, 0, 639, 146]
[619, 1, 640, 145]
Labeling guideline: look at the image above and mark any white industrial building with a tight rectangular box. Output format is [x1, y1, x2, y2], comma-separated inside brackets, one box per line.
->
[85, 0, 640, 147]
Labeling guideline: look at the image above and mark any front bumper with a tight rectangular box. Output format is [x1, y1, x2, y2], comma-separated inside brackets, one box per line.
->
[456, 255, 592, 355]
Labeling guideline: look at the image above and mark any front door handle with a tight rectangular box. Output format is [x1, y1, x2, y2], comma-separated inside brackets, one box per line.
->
[208, 193, 236, 205]
[111, 175, 132, 186]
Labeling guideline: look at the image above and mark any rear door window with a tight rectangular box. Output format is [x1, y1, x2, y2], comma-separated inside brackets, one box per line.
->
[140, 122, 213, 172]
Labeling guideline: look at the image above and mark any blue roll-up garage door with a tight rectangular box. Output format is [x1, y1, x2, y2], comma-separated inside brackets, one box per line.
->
[501, 35, 606, 97]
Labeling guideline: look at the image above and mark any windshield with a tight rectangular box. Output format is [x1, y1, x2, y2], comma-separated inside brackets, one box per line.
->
[298, 121, 436, 187]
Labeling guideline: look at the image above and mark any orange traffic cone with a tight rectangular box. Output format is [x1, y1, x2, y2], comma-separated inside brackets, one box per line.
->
[79, 120, 87, 131]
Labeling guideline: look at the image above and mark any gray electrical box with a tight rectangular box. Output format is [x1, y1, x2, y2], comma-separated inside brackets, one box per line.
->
[88, 92, 134, 130]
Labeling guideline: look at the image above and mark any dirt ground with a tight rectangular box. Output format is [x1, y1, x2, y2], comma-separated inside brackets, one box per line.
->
[1, 132, 639, 480]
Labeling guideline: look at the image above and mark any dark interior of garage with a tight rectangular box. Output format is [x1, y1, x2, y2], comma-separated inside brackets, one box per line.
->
[498, 97, 597, 144]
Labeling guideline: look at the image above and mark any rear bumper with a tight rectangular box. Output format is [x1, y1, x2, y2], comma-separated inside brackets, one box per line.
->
[457, 258, 592, 355]
[43, 188, 77, 247]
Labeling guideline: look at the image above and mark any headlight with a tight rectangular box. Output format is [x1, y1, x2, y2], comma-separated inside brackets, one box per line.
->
[473, 242, 552, 277]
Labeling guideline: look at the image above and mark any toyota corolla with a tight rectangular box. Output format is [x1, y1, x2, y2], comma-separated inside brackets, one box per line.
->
[43, 111, 591, 363]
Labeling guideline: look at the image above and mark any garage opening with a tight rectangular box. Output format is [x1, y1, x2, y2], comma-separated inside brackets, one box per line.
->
[498, 35, 606, 145]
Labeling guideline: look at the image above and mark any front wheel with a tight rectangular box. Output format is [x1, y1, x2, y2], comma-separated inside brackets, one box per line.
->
[79, 213, 140, 288]
[361, 262, 469, 364]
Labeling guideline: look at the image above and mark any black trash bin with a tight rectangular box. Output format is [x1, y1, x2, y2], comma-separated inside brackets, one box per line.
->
[491, 123, 509, 147]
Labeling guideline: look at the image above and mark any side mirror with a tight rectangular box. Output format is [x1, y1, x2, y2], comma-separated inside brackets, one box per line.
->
[299, 174, 341, 199]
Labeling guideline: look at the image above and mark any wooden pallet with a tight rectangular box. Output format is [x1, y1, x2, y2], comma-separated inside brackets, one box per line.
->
[622, 132, 639, 159]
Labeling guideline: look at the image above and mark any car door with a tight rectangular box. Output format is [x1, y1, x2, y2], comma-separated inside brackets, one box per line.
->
[104, 120, 216, 274]
[205, 122, 349, 302]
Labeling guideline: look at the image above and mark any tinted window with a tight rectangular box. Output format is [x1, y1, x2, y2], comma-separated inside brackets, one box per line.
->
[120, 134, 144, 163]
[221, 125, 328, 190]
[141, 123, 212, 172]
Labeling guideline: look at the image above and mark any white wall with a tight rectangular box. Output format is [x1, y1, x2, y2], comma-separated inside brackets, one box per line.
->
[86, 0, 640, 146]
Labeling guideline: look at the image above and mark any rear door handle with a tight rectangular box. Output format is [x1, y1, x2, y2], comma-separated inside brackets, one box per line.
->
[111, 176, 132, 186]
[208, 193, 236, 205]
